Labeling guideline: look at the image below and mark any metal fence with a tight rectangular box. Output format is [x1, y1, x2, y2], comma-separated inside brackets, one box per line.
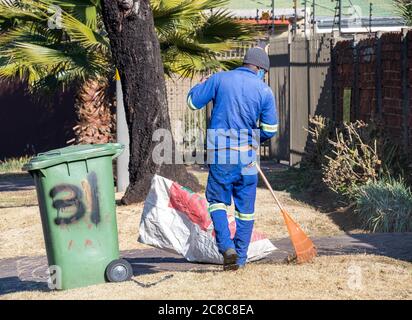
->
[268, 29, 412, 166]
[166, 42, 262, 161]
[166, 75, 206, 160]
[269, 34, 336, 165]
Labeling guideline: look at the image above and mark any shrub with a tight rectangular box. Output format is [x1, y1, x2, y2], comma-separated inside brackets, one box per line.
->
[305, 116, 410, 200]
[322, 121, 381, 197]
[354, 178, 412, 232]
[303, 115, 336, 169]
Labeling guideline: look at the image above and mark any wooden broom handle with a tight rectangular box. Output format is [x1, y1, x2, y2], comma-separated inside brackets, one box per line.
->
[256, 164, 285, 212]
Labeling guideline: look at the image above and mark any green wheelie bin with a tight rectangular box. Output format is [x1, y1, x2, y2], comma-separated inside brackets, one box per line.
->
[23, 143, 133, 290]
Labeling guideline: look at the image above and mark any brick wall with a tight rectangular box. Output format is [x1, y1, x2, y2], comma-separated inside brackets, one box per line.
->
[333, 40, 354, 122]
[333, 30, 412, 153]
[358, 37, 377, 121]
[381, 33, 403, 139]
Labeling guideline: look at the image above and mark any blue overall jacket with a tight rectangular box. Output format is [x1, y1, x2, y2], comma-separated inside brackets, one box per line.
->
[187, 67, 278, 149]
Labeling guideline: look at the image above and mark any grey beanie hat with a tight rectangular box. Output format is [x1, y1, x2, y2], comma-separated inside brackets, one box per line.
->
[243, 47, 270, 71]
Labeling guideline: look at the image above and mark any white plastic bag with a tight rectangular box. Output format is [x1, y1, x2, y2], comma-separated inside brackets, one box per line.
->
[138, 175, 276, 264]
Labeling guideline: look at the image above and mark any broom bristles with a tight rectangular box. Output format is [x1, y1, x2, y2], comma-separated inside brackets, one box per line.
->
[281, 209, 317, 263]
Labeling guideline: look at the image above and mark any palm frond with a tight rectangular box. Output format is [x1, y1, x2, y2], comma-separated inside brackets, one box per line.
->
[197, 10, 254, 44]
[0, 0, 111, 81]
[7, 42, 74, 66]
[48, 0, 100, 29]
[218, 58, 243, 70]
[152, 0, 229, 36]
[0, 24, 62, 46]
[61, 9, 109, 52]
[161, 31, 243, 78]
[0, 58, 47, 85]
[0, 0, 45, 21]
[394, 0, 412, 26]
[0, 0, 17, 6]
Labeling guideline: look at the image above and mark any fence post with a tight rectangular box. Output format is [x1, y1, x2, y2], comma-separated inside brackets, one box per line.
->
[330, 36, 337, 121]
[306, 38, 311, 118]
[352, 34, 360, 120]
[401, 28, 410, 152]
[288, 31, 293, 166]
[375, 31, 383, 117]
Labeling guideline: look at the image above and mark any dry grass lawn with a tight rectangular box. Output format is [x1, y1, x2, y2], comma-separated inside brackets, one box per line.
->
[1, 169, 411, 300]
[3, 255, 411, 300]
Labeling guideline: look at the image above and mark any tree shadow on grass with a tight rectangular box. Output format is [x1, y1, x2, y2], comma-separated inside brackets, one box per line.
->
[0, 173, 37, 208]
[0, 173, 34, 192]
[0, 277, 49, 296]
[257, 163, 367, 233]
[122, 248, 218, 277]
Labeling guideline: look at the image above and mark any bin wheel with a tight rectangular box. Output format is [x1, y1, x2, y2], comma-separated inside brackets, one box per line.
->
[105, 259, 133, 283]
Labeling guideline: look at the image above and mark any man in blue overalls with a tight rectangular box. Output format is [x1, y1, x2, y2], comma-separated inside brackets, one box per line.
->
[187, 47, 278, 270]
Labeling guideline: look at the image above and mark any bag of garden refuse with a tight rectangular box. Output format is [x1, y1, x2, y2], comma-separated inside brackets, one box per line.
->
[138, 175, 276, 264]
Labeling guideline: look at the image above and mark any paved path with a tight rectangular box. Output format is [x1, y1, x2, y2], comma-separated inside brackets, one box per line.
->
[0, 233, 411, 295]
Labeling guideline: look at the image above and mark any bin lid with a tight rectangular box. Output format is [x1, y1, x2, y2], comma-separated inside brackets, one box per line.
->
[22, 143, 124, 171]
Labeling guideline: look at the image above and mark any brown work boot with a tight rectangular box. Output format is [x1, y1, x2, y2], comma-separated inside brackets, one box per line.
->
[223, 248, 239, 271]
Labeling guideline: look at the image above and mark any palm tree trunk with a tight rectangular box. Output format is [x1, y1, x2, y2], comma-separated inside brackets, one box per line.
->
[73, 77, 114, 145]
[100, 0, 201, 204]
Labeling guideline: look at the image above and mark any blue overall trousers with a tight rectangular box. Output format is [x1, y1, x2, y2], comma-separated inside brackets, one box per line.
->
[206, 149, 258, 266]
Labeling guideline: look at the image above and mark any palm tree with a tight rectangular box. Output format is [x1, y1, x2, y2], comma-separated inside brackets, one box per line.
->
[0, 0, 113, 144]
[0, 0, 253, 144]
[395, 0, 412, 26]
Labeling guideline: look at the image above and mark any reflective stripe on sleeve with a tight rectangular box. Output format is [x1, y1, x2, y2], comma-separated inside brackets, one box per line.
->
[187, 95, 198, 110]
[260, 123, 278, 133]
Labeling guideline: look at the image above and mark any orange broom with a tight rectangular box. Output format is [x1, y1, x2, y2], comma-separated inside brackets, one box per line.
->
[256, 164, 317, 263]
